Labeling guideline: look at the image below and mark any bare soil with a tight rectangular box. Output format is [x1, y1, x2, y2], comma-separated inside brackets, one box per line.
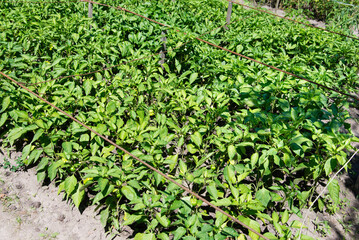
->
[0, 151, 131, 240]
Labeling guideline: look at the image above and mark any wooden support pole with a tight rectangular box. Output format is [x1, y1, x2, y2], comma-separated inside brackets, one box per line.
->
[275, 0, 280, 13]
[159, 31, 167, 75]
[88, 2, 93, 18]
[225, 2, 233, 30]
[88, 2, 93, 29]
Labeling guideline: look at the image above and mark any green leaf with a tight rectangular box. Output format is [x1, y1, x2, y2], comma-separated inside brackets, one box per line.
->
[158, 233, 169, 240]
[278, 99, 290, 111]
[300, 235, 315, 240]
[48, 162, 61, 181]
[134, 233, 155, 240]
[37, 171, 46, 182]
[80, 134, 89, 142]
[58, 181, 65, 195]
[230, 184, 239, 200]
[223, 165, 236, 184]
[328, 179, 340, 204]
[290, 220, 306, 229]
[1, 96, 10, 113]
[215, 211, 227, 228]
[156, 213, 170, 227]
[0, 113, 7, 127]
[263, 232, 278, 240]
[256, 188, 271, 207]
[318, 197, 325, 211]
[95, 72, 102, 81]
[187, 144, 197, 154]
[72, 33, 79, 43]
[223, 227, 239, 237]
[31, 129, 44, 143]
[72, 183, 85, 208]
[281, 210, 289, 224]
[228, 145, 236, 160]
[290, 108, 297, 121]
[62, 142, 72, 155]
[107, 168, 123, 179]
[153, 171, 162, 186]
[272, 211, 279, 223]
[123, 212, 142, 226]
[207, 183, 218, 200]
[7, 127, 26, 146]
[36, 157, 49, 172]
[83, 79, 92, 95]
[173, 227, 186, 240]
[213, 198, 232, 206]
[251, 152, 259, 168]
[237, 216, 261, 240]
[148, 219, 159, 230]
[64, 175, 77, 195]
[273, 221, 283, 235]
[324, 158, 337, 176]
[179, 160, 187, 174]
[164, 155, 178, 171]
[189, 72, 198, 84]
[25, 149, 43, 165]
[98, 178, 110, 194]
[183, 237, 196, 240]
[21, 144, 32, 162]
[106, 101, 117, 114]
[100, 207, 109, 227]
[121, 185, 137, 201]
[186, 214, 197, 228]
[191, 131, 202, 147]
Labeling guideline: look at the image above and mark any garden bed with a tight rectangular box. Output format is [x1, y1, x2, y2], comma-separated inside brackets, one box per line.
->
[1, 0, 359, 239]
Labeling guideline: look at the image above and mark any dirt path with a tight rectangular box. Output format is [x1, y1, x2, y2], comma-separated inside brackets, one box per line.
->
[238, 0, 359, 36]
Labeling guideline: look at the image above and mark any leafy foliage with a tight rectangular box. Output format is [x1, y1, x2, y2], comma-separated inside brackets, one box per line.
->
[0, 0, 359, 239]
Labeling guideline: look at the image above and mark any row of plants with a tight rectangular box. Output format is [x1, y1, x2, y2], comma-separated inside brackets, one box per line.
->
[1, 0, 359, 239]
[255, 0, 359, 32]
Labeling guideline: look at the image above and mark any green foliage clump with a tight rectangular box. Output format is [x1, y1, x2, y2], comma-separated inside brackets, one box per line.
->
[0, 0, 359, 239]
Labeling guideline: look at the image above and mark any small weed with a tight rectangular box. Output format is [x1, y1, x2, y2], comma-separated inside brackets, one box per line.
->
[39, 227, 58, 239]
[338, 219, 354, 234]
[39, 232, 59, 239]
[313, 217, 331, 237]
[325, 197, 340, 214]
[0, 157, 25, 172]
[51, 232, 59, 238]
[16, 216, 22, 225]
[1, 159, 11, 170]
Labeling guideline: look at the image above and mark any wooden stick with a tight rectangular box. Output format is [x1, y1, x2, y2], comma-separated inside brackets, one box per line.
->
[159, 31, 167, 74]
[88, 2, 93, 29]
[225, 2, 233, 30]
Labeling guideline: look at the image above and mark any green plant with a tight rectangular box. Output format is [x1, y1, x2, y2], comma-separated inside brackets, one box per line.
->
[16, 216, 22, 225]
[312, 217, 331, 237]
[0, 0, 358, 239]
[39, 228, 59, 240]
[0, 157, 25, 172]
[338, 218, 354, 234]
[1, 158, 11, 170]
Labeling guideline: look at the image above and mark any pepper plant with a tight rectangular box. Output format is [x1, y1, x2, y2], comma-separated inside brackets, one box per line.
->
[1, 0, 358, 239]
